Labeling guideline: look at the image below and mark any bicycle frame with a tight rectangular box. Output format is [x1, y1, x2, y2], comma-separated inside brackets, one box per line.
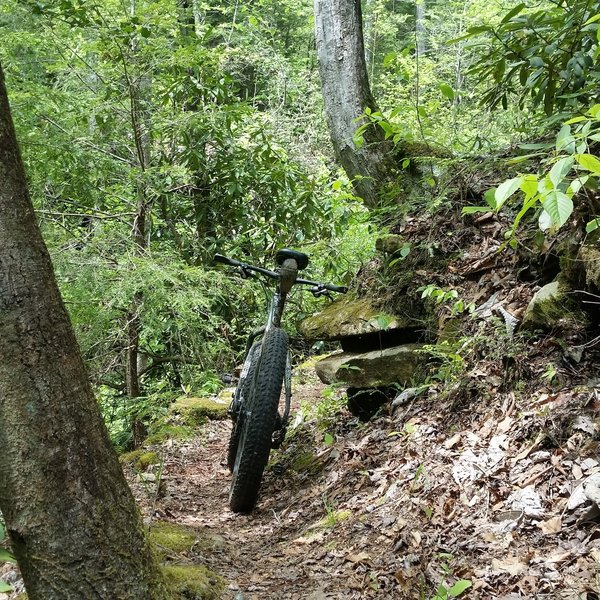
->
[215, 250, 347, 511]
[232, 260, 297, 428]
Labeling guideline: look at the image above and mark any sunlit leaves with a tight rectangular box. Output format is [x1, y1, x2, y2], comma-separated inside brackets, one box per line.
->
[494, 177, 522, 209]
[465, 0, 600, 115]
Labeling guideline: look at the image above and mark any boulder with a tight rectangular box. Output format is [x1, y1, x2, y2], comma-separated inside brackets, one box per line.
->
[314, 344, 427, 388]
[169, 395, 230, 424]
[299, 297, 421, 341]
[522, 280, 587, 331]
[580, 244, 600, 290]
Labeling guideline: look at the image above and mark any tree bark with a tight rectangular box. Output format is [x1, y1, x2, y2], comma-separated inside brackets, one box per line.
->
[0, 63, 168, 599]
[313, 0, 394, 208]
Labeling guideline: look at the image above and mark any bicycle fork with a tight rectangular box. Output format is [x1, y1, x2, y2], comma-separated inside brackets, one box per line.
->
[272, 351, 292, 449]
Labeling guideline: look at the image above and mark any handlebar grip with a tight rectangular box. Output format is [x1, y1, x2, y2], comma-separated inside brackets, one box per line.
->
[213, 253, 240, 267]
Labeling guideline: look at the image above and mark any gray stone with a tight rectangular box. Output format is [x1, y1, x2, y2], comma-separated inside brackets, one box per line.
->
[522, 280, 587, 330]
[314, 344, 427, 387]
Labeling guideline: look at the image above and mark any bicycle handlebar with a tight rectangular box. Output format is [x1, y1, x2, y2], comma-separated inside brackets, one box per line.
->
[213, 253, 347, 295]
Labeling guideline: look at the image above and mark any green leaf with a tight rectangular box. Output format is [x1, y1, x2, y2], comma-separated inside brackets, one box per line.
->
[588, 104, 600, 117]
[556, 125, 575, 152]
[564, 116, 587, 125]
[324, 432, 334, 446]
[439, 83, 455, 101]
[352, 134, 364, 149]
[379, 121, 395, 139]
[495, 177, 523, 209]
[461, 206, 491, 215]
[0, 581, 12, 593]
[520, 175, 538, 198]
[541, 190, 573, 227]
[568, 175, 588, 195]
[501, 3, 526, 23]
[586, 218, 600, 233]
[376, 314, 393, 329]
[584, 14, 600, 25]
[484, 187, 497, 209]
[383, 52, 397, 67]
[549, 157, 573, 188]
[575, 153, 600, 174]
[248, 15, 258, 26]
[0, 549, 15, 563]
[446, 25, 491, 44]
[518, 142, 553, 150]
[448, 579, 472, 597]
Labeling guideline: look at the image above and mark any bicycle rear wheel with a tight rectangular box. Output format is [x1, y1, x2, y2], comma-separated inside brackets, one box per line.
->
[229, 327, 288, 513]
[227, 342, 261, 472]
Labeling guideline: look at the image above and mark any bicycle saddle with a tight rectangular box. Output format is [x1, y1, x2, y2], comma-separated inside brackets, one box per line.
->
[276, 248, 309, 270]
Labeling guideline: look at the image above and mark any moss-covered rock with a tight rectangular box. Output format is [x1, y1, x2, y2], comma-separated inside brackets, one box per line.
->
[169, 396, 229, 425]
[299, 297, 420, 341]
[162, 564, 224, 600]
[580, 244, 600, 290]
[145, 424, 195, 445]
[522, 280, 588, 331]
[315, 344, 427, 387]
[119, 449, 160, 471]
[150, 521, 198, 558]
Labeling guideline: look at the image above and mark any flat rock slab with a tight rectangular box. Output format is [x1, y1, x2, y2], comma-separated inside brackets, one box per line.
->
[315, 344, 427, 388]
[299, 297, 421, 341]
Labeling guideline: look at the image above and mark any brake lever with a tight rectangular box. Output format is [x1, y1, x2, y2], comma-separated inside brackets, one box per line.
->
[238, 265, 255, 279]
[311, 287, 332, 299]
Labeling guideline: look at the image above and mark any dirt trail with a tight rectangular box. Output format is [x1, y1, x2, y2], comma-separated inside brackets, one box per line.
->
[134, 373, 362, 600]
[129, 367, 600, 600]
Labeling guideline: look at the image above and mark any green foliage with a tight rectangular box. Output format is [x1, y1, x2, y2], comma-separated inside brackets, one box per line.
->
[463, 1, 600, 117]
[419, 285, 474, 315]
[0, 522, 15, 593]
[430, 579, 472, 600]
[464, 103, 600, 237]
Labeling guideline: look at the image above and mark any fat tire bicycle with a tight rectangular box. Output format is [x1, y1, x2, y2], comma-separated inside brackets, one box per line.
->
[214, 249, 347, 512]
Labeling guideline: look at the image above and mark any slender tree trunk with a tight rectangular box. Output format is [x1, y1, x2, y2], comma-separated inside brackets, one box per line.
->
[416, 0, 427, 57]
[0, 64, 168, 600]
[126, 4, 152, 445]
[313, 0, 394, 208]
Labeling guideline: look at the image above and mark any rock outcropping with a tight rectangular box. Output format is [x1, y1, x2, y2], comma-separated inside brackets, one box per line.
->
[300, 296, 430, 418]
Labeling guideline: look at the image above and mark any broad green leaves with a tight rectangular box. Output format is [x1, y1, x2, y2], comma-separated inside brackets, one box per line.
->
[463, 0, 600, 116]
[575, 153, 600, 174]
[495, 177, 522, 209]
[438, 83, 455, 102]
[464, 103, 600, 236]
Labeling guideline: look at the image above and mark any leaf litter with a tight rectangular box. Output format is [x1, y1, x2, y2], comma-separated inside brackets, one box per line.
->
[115, 359, 600, 600]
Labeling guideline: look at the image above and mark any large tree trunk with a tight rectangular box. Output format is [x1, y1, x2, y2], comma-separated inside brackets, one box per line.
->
[314, 0, 393, 208]
[0, 64, 169, 599]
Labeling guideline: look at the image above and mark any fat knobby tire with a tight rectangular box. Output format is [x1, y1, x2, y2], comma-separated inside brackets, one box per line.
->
[229, 327, 288, 513]
[227, 343, 261, 472]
